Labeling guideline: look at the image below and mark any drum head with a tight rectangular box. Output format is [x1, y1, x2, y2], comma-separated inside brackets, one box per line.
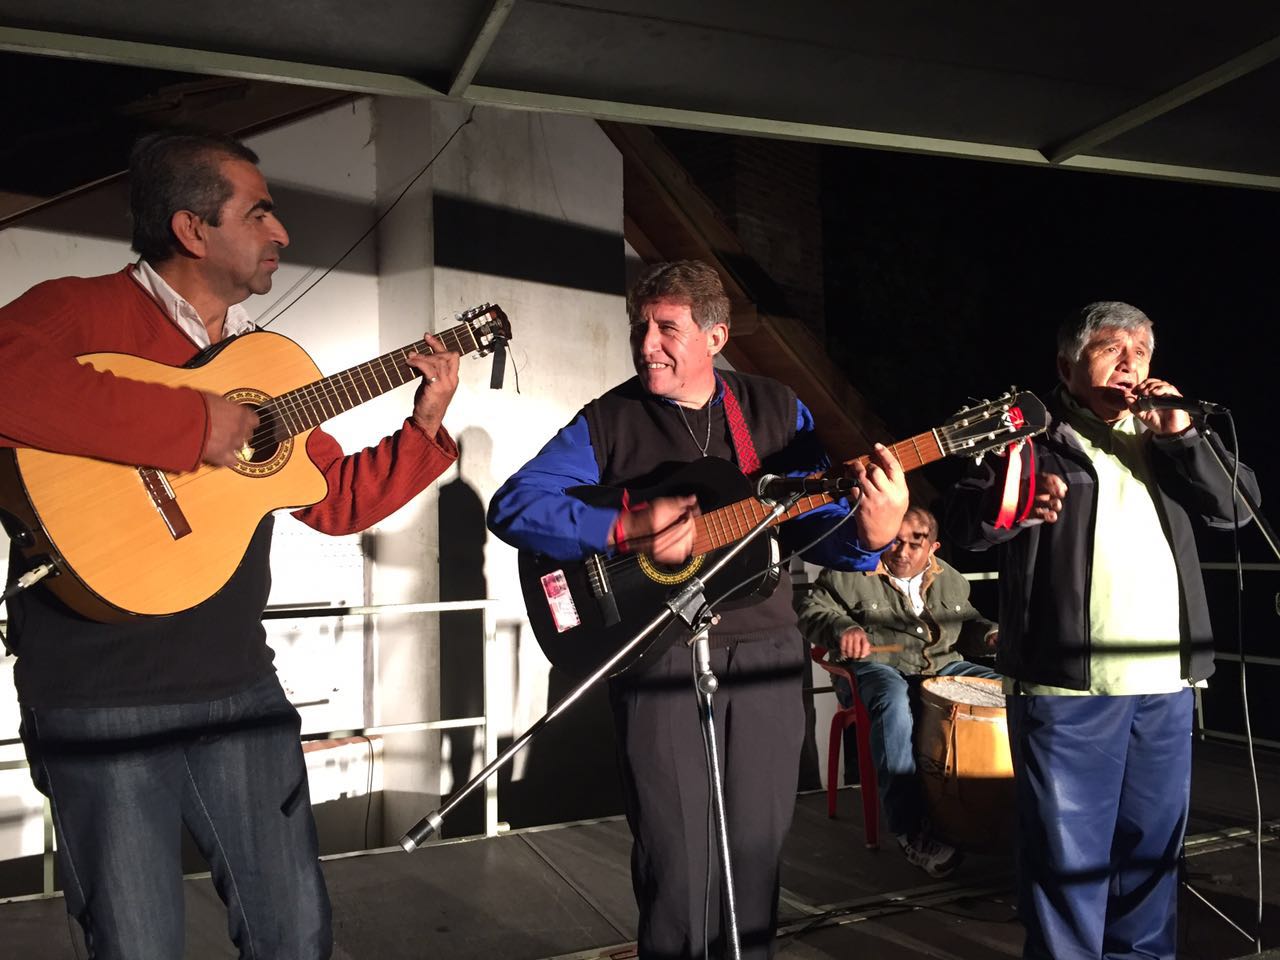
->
[921, 675, 1005, 713]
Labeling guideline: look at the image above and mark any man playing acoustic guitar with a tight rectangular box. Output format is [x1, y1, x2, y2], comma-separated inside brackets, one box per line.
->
[487, 260, 908, 960]
[0, 130, 460, 958]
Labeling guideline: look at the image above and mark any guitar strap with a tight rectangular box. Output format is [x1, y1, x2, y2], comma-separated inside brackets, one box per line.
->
[719, 379, 762, 476]
[994, 439, 1037, 529]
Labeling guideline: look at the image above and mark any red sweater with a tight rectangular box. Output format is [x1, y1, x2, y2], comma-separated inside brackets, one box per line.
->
[0, 268, 458, 706]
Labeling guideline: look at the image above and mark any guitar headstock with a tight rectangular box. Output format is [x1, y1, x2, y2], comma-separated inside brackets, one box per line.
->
[939, 388, 1048, 464]
[458, 303, 512, 357]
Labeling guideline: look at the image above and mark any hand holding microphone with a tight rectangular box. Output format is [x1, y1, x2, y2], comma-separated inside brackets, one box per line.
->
[1129, 379, 1225, 435]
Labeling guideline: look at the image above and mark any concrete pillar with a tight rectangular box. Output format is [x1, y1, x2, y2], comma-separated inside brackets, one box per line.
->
[369, 96, 442, 843]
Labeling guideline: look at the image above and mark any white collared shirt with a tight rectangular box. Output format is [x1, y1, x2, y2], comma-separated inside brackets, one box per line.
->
[130, 260, 256, 348]
[887, 569, 926, 617]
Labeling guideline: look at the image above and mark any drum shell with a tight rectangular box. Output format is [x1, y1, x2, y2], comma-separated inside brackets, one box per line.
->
[914, 676, 1015, 851]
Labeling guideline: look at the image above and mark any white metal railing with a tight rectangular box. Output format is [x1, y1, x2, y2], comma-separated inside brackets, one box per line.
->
[4, 561, 1279, 899]
[0, 597, 502, 899]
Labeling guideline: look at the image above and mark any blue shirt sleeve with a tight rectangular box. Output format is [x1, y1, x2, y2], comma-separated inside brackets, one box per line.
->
[486, 414, 619, 561]
[487, 397, 886, 572]
[775, 400, 884, 572]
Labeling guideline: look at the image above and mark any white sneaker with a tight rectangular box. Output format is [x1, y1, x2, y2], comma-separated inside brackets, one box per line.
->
[896, 832, 961, 878]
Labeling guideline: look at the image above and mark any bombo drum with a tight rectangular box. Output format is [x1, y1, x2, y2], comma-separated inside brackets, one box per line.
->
[914, 675, 1014, 851]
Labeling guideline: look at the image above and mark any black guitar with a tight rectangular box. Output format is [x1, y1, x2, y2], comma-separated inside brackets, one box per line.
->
[518, 388, 1048, 680]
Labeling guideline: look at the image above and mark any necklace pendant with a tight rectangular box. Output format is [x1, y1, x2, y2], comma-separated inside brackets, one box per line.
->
[676, 401, 712, 458]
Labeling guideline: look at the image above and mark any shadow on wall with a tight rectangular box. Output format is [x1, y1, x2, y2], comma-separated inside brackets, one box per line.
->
[436, 426, 625, 832]
[437, 427, 492, 837]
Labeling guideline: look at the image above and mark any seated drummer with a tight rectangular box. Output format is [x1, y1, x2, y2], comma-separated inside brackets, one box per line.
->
[796, 505, 999, 878]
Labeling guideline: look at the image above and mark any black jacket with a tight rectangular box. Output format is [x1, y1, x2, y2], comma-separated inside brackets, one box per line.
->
[945, 390, 1257, 690]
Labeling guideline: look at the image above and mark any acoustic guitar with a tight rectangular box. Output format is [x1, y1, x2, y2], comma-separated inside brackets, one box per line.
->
[0, 303, 511, 622]
[518, 389, 1047, 680]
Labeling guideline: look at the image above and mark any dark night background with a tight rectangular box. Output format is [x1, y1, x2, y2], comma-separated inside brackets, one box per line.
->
[818, 143, 1278, 743]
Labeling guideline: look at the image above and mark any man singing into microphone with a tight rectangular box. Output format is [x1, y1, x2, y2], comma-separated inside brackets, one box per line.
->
[947, 301, 1257, 959]
[488, 260, 907, 959]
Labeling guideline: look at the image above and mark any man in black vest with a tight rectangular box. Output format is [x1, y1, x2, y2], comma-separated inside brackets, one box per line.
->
[488, 260, 907, 959]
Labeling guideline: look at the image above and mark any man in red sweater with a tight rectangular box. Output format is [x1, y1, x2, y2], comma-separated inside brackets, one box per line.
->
[0, 131, 459, 958]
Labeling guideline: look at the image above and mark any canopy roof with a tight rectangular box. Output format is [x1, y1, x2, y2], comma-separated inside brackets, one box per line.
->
[3, 1, 1280, 196]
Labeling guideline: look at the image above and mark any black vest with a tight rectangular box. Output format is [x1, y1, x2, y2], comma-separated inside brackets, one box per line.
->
[582, 371, 800, 642]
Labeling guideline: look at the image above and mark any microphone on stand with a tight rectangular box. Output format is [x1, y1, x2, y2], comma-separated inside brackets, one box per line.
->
[756, 474, 859, 501]
[1133, 396, 1228, 416]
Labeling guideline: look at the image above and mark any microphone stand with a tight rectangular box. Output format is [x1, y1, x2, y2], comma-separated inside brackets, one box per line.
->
[1196, 417, 1279, 561]
[1185, 413, 1274, 953]
[399, 489, 801, 953]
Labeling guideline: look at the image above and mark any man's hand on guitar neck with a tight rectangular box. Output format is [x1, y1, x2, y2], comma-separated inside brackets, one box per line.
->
[408, 334, 461, 439]
[202, 393, 261, 468]
[611, 495, 699, 564]
[844, 442, 909, 552]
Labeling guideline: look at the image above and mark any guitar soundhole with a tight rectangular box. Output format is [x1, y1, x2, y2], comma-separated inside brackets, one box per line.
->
[636, 552, 705, 585]
[224, 390, 294, 478]
[242, 437, 282, 466]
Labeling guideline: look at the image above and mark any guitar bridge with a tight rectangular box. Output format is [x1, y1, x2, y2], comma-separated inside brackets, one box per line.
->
[138, 467, 192, 540]
[585, 553, 621, 627]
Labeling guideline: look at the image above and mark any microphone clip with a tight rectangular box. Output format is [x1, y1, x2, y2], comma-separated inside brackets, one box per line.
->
[755, 474, 859, 503]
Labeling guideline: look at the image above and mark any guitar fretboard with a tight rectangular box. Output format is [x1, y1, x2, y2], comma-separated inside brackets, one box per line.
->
[250, 321, 481, 446]
[690, 429, 946, 554]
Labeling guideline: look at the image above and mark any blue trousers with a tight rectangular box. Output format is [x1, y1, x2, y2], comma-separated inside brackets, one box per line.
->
[21, 673, 332, 960]
[835, 659, 999, 837]
[1006, 690, 1193, 960]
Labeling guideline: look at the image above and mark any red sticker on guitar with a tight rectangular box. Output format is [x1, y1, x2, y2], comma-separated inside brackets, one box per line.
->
[540, 570, 581, 633]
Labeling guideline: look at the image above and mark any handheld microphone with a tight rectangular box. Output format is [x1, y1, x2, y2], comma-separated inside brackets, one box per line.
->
[756, 474, 858, 501]
[1133, 396, 1227, 416]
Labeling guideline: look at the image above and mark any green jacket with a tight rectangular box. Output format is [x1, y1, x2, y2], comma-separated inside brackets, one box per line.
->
[796, 556, 997, 676]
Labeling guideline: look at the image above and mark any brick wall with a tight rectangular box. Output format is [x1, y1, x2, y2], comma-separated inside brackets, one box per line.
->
[657, 129, 826, 341]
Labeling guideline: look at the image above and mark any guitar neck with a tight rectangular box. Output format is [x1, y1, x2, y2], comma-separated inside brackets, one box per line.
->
[690, 428, 946, 554]
[259, 321, 480, 437]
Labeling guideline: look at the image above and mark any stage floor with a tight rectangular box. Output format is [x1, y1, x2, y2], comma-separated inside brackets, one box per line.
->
[3, 738, 1278, 959]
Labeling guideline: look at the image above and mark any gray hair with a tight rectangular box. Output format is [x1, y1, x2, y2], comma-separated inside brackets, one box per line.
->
[1056, 301, 1155, 363]
[627, 260, 731, 332]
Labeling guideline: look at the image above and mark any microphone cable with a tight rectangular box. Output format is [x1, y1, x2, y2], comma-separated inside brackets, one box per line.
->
[695, 493, 863, 625]
[252, 107, 476, 331]
[688, 491, 863, 960]
[1181, 411, 1263, 953]
[1224, 412, 1263, 952]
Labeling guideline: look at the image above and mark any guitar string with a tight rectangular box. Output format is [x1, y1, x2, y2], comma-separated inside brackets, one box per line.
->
[244, 323, 479, 450]
[702, 496, 862, 614]
[250, 338, 432, 444]
[597, 491, 831, 575]
[166, 324, 487, 489]
[174, 405, 1022, 497]
[591, 420, 1020, 574]
[593, 490, 863, 605]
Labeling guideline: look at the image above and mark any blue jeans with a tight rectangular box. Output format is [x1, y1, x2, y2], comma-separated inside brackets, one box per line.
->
[1007, 691, 1192, 960]
[21, 673, 331, 960]
[834, 659, 999, 837]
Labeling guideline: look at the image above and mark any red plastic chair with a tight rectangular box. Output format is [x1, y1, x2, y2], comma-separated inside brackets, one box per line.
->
[809, 646, 880, 849]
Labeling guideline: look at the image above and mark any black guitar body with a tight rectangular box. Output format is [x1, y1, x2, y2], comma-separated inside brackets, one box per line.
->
[518, 457, 780, 681]
[517, 388, 1052, 683]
